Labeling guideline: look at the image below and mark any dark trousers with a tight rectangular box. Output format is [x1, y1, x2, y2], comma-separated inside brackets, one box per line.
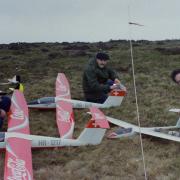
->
[86, 93, 108, 104]
[85, 79, 114, 104]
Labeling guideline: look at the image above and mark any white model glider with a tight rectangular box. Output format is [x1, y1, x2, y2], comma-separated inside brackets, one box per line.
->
[0, 75, 19, 85]
[28, 73, 126, 109]
[0, 90, 109, 179]
[129, 22, 144, 26]
[169, 108, 180, 113]
[106, 110, 180, 142]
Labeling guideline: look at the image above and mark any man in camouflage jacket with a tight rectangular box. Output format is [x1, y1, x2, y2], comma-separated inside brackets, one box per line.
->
[83, 52, 125, 103]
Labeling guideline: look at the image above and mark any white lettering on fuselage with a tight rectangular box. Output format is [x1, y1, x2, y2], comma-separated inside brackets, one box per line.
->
[74, 102, 93, 108]
[38, 139, 61, 147]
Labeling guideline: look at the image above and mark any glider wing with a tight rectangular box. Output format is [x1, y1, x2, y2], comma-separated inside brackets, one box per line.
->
[4, 90, 33, 179]
[107, 116, 180, 142]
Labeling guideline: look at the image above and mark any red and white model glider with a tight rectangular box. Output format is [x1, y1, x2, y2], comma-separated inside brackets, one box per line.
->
[107, 109, 180, 142]
[0, 90, 109, 179]
[28, 73, 126, 109]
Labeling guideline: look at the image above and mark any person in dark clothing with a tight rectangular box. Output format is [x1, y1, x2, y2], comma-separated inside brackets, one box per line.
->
[171, 69, 180, 85]
[0, 96, 11, 129]
[83, 52, 126, 103]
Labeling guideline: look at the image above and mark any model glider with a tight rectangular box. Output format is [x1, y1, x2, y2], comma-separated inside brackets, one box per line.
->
[28, 73, 126, 109]
[0, 75, 19, 95]
[107, 110, 180, 142]
[0, 75, 20, 85]
[169, 108, 180, 113]
[0, 75, 23, 94]
[0, 90, 109, 178]
[129, 22, 144, 26]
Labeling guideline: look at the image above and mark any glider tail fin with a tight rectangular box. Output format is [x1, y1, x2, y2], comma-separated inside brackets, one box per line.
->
[103, 90, 126, 107]
[56, 73, 71, 99]
[56, 73, 74, 139]
[8, 75, 20, 83]
[56, 100, 75, 139]
[77, 107, 109, 145]
[176, 117, 180, 127]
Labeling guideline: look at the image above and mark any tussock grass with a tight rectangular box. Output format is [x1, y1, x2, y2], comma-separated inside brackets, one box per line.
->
[0, 40, 179, 179]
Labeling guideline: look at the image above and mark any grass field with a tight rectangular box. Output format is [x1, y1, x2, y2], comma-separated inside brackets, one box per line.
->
[0, 40, 179, 180]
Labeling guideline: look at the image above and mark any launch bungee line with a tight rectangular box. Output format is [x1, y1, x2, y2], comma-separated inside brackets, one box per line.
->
[128, 6, 148, 180]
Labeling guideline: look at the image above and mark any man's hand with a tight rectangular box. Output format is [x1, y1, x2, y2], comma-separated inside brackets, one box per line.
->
[110, 83, 127, 91]
[114, 78, 121, 85]
[110, 84, 119, 90]
[110, 78, 127, 91]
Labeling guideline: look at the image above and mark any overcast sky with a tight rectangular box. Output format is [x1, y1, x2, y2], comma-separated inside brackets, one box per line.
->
[0, 0, 180, 43]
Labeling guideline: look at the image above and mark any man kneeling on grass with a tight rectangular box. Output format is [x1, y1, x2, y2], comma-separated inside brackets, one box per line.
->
[83, 52, 126, 104]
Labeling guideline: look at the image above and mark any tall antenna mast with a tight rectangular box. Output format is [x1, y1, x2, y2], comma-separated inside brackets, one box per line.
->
[128, 5, 148, 180]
